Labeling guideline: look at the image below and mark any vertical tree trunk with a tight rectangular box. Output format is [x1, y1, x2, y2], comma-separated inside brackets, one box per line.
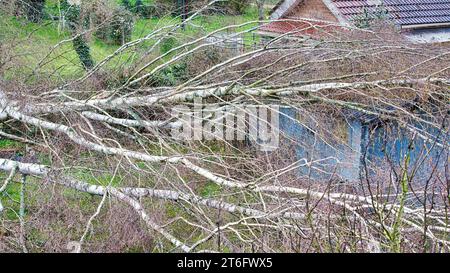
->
[256, 0, 265, 24]
[176, 0, 188, 30]
[62, 0, 94, 71]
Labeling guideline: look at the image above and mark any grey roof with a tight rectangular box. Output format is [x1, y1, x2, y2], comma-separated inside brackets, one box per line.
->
[271, 0, 450, 28]
[333, 0, 450, 27]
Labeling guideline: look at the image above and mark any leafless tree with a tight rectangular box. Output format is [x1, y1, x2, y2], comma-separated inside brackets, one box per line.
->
[0, 0, 448, 253]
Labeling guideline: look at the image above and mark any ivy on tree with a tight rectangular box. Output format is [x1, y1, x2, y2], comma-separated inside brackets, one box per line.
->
[62, 0, 94, 70]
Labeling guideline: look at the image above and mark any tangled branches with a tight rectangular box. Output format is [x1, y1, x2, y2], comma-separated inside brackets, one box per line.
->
[0, 1, 449, 253]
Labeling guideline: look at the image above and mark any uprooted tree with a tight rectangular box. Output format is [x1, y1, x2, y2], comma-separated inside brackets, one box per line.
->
[0, 1, 449, 253]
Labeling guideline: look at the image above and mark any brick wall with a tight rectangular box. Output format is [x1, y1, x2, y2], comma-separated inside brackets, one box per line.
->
[286, 0, 338, 22]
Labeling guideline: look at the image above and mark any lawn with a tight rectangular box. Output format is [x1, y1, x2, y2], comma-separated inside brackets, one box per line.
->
[0, 1, 267, 83]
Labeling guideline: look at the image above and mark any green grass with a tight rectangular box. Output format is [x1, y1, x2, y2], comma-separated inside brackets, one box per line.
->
[0, 139, 22, 149]
[71, 169, 124, 187]
[1, 15, 115, 81]
[0, 176, 40, 221]
[1, 3, 265, 83]
[199, 182, 221, 198]
[0, 3, 267, 250]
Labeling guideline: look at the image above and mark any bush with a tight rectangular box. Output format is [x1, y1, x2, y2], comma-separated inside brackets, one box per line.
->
[214, 0, 250, 15]
[151, 63, 188, 86]
[135, 0, 144, 13]
[133, 1, 170, 18]
[94, 7, 135, 45]
[149, 45, 231, 87]
[153, 0, 251, 16]
[185, 46, 232, 78]
[139, 4, 165, 19]
[160, 36, 179, 54]
[121, 0, 161, 19]
[354, 6, 389, 29]
[121, 0, 133, 11]
[16, 0, 46, 23]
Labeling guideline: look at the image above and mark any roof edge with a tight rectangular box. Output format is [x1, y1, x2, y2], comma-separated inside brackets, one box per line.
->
[402, 22, 450, 30]
[269, 0, 304, 20]
[322, 0, 352, 27]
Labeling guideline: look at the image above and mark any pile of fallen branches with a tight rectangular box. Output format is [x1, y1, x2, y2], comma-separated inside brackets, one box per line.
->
[0, 1, 449, 253]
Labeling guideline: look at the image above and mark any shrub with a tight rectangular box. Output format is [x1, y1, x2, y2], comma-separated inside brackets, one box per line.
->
[354, 6, 389, 29]
[160, 36, 179, 54]
[135, 0, 144, 13]
[134, 0, 170, 18]
[93, 6, 135, 45]
[16, 0, 46, 23]
[137, 4, 164, 19]
[149, 45, 231, 87]
[121, 0, 133, 11]
[151, 62, 188, 86]
[185, 46, 232, 78]
[153, 0, 251, 16]
[214, 0, 250, 15]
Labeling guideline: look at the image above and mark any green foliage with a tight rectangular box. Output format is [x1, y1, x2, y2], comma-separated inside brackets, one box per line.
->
[154, 0, 251, 16]
[19, 0, 46, 23]
[44, 0, 62, 18]
[151, 62, 188, 86]
[199, 182, 221, 198]
[61, 0, 95, 70]
[215, 0, 251, 15]
[141, 35, 189, 86]
[134, 34, 189, 86]
[354, 5, 389, 29]
[61, 0, 81, 31]
[0, 139, 21, 149]
[121, 0, 133, 11]
[137, 3, 160, 18]
[73, 35, 95, 70]
[135, 0, 144, 13]
[96, 7, 135, 45]
[160, 36, 178, 54]
[132, 0, 168, 18]
[119, 0, 160, 18]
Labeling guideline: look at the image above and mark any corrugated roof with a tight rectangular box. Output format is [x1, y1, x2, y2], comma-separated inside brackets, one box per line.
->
[268, 0, 450, 28]
[332, 0, 450, 27]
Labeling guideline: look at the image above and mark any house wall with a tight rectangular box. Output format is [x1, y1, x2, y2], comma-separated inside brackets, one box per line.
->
[279, 108, 448, 183]
[286, 0, 339, 22]
[279, 108, 362, 181]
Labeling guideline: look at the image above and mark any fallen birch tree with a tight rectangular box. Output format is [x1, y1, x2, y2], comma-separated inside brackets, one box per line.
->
[0, 0, 449, 253]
